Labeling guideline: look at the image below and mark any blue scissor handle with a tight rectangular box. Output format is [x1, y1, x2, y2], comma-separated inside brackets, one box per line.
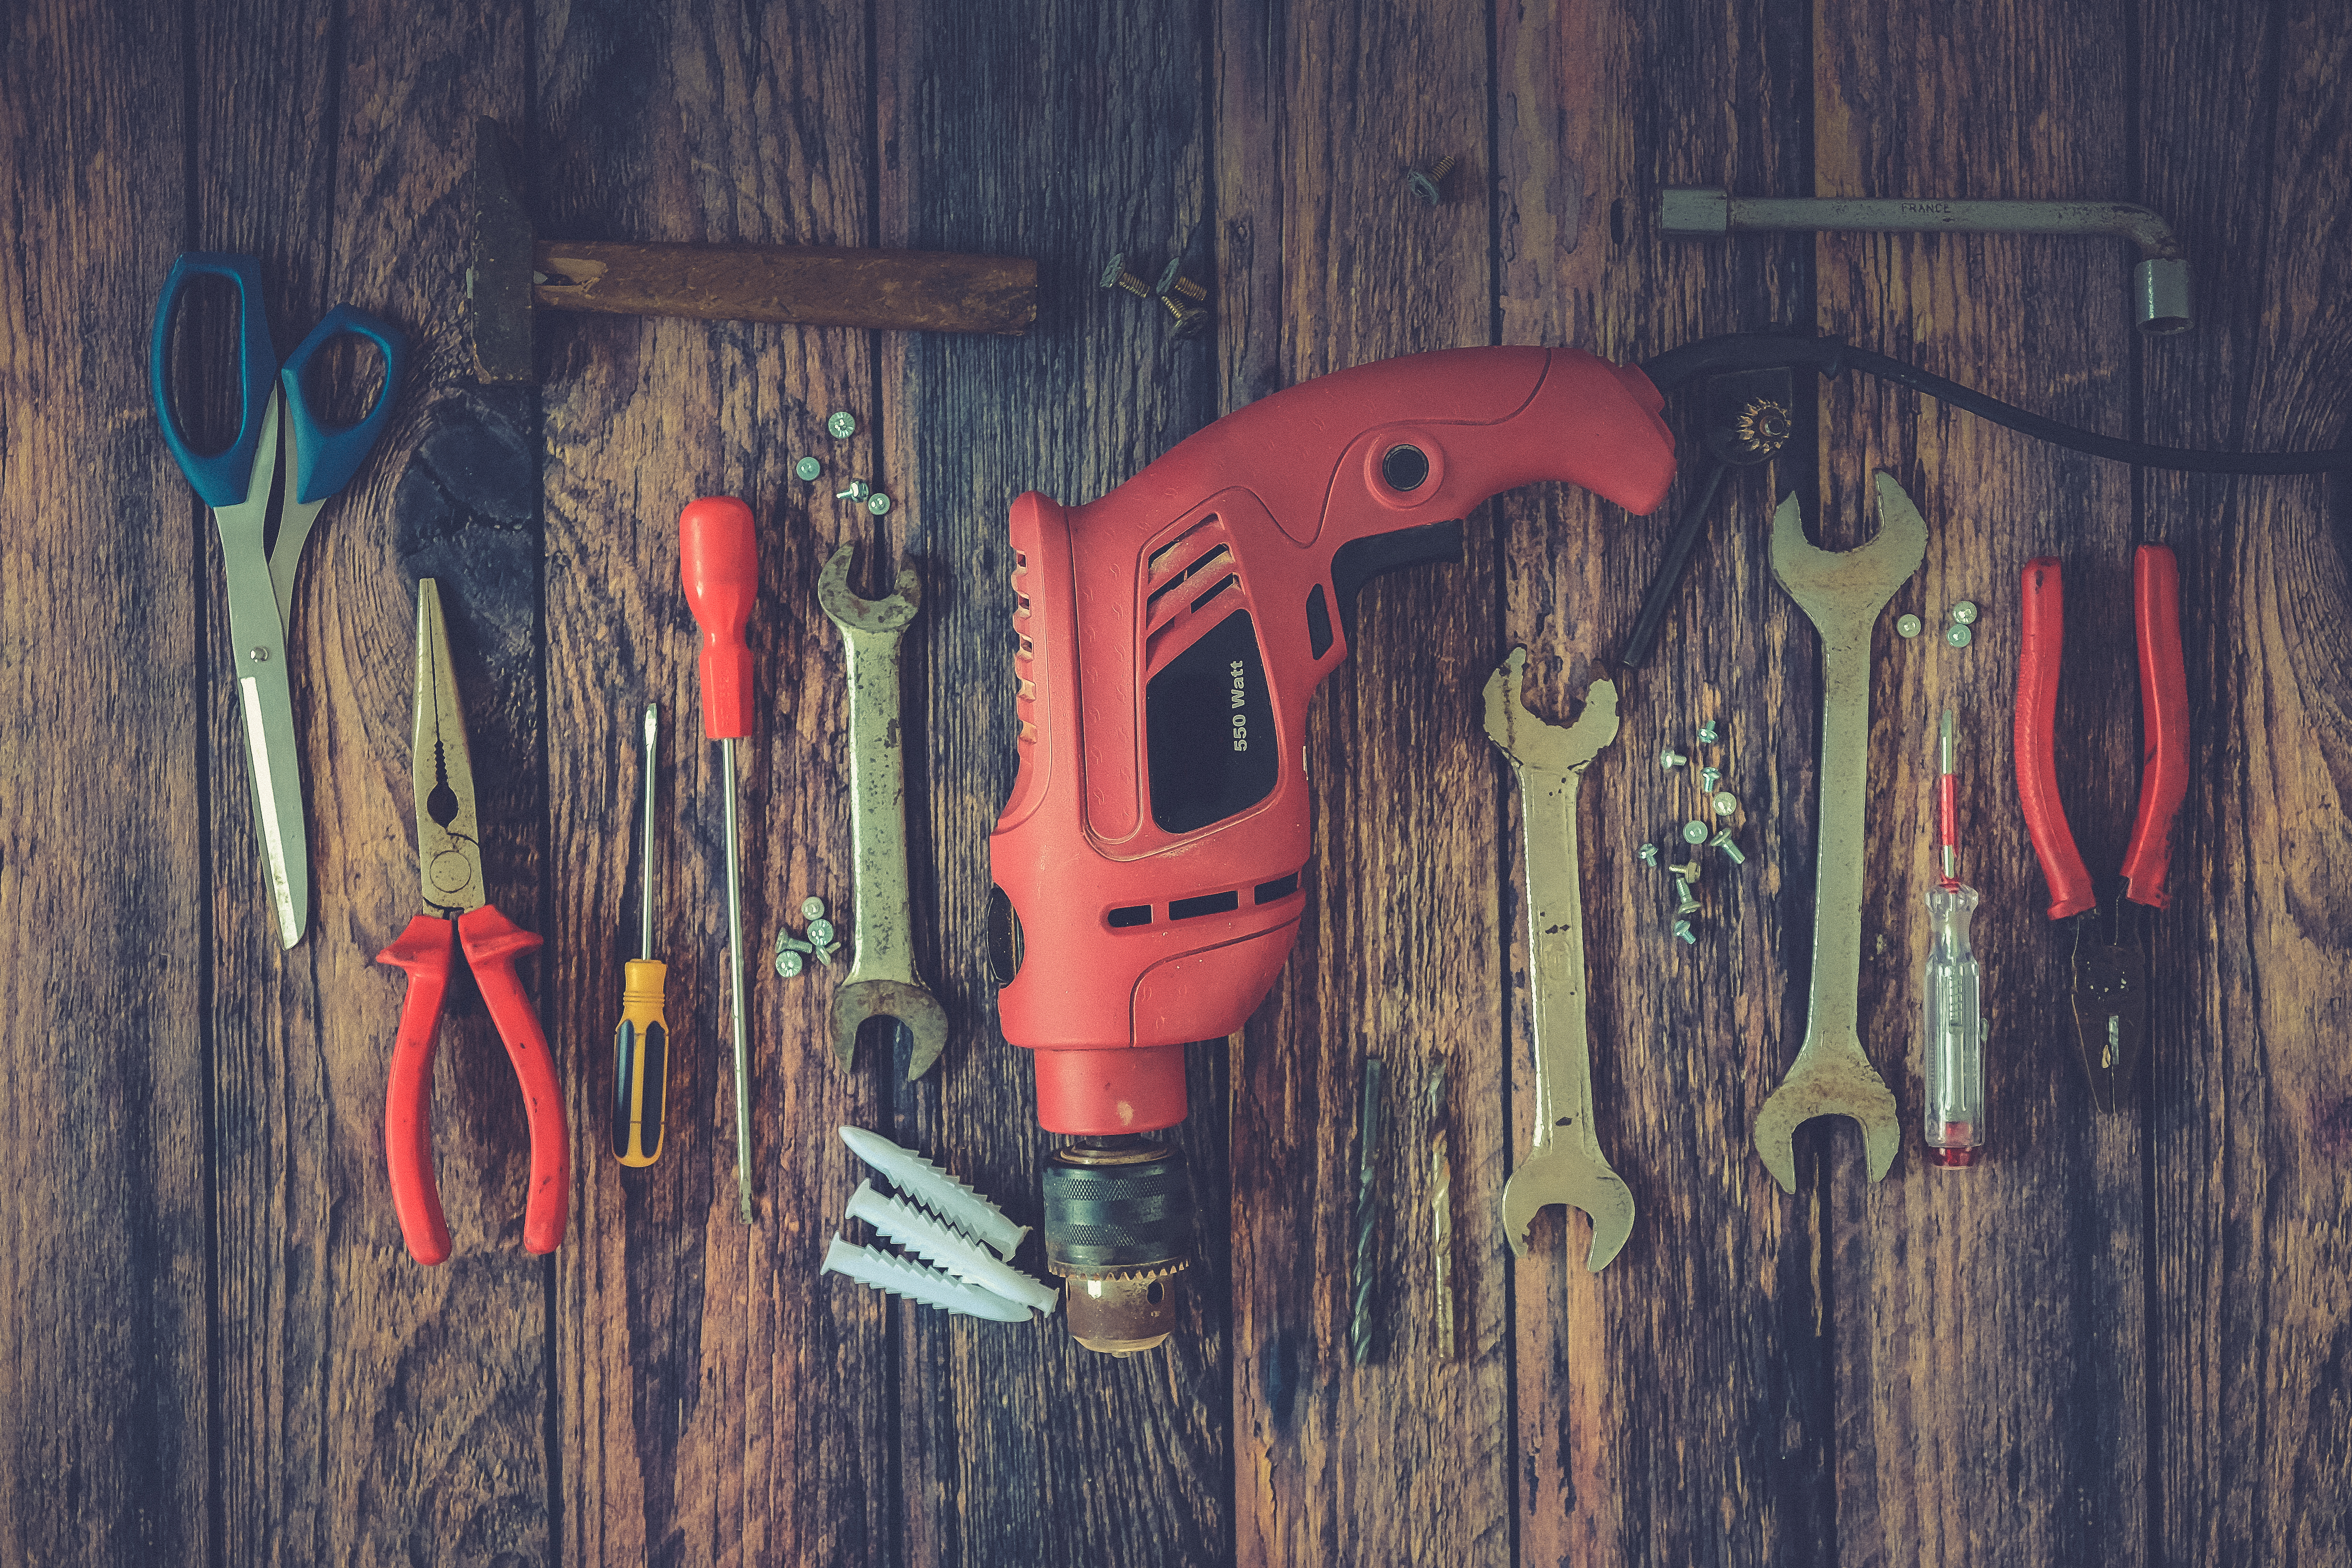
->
[149, 252, 278, 509]
[281, 305, 411, 504]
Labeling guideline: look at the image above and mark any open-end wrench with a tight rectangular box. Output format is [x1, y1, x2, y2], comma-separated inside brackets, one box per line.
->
[1752, 473, 1926, 1193]
[1483, 649, 1635, 1270]
[817, 544, 948, 1080]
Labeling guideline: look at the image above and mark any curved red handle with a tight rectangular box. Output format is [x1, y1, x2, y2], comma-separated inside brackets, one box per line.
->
[2015, 558, 2095, 919]
[2122, 545, 2188, 907]
[377, 915, 456, 1266]
[459, 904, 570, 1255]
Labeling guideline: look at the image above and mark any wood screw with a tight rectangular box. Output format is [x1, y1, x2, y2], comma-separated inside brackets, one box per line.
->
[1708, 829, 1749, 866]
[1155, 257, 1208, 300]
[1638, 843, 1660, 868]
[1161, 294, 1211, 339]
[1697, 720, 1720, 746]
[1701, 764, 1722, 790]
[1100, 252, 1151, 296]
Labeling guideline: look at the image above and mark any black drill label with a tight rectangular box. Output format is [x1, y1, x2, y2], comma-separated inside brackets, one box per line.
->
[1146, 610, 1278, 834]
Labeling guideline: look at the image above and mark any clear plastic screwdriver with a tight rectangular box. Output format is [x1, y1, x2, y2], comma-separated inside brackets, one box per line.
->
[1923, 708, 1985, 1167]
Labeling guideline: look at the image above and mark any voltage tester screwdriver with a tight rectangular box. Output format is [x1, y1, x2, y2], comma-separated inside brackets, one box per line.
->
[613, 702, 671, 1167]
[681, 496, 761, 1222]
[1923, 709, 1984, 1167]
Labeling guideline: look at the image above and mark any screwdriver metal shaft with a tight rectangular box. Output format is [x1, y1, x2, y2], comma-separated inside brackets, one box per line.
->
[614, 702, 671, 1166]
[1923, 709, 1985, 1167]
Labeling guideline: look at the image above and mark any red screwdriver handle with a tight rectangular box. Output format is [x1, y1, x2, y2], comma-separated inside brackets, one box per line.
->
[459, 904, 570, 1256]
[2015, 557, 2095, 920]
[2122, 544, 2189, 908]
[378, 915, 458, 1266]
[679, 495, 759, 740]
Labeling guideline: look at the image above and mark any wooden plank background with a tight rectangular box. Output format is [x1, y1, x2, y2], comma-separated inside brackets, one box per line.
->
[0, 0, 2344, 1564]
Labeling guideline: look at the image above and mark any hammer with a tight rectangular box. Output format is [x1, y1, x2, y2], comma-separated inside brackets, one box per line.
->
[467, 119, 1037, 381]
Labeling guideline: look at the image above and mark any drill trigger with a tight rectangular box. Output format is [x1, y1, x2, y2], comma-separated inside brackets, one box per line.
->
[1329, 520, 1464, 649]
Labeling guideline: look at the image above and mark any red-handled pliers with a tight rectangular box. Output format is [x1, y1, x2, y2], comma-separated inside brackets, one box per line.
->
[2014, 546, 2189, 1111]
[376, 580, 570, 1264]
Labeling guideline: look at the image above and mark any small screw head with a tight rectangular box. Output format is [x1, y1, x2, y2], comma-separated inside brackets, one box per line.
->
[1659, 747, 1688, 771]
[806, 918, 836, 946]
[776, 949, 805, 979]
[800, 897, 827, 921]
[1638, 843, 1661, 868]
[1674, 889, 1701, 918]
[867, 492, 893, 516]
[810, 940, 838, 966]
[794, 456, 823, 481]
[1672, 919, 1697, 945]
[836, 479, 872, 502]
[249, 646, 269, 662]
[1708, 829, 1749, 866]
[1700, 765, 1722, 790]
[1897, 613, 1924, 639]
[1681, 819, 1710, 845]
[826, 411, 858, 439]
[1161, 294, 1211, 339]
[1697, 721, 1720, 746]
[1712, 791, 1740, 819]
[1950, 600, 1980, 625]
[1154, 257, 1185, 295]
[1945, 624, 1973, 649]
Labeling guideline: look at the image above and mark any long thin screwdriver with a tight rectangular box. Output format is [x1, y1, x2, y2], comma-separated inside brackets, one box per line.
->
[1923, 708, 1985, 1167]
[680, 497, 761, 1222]
[614, 702, 671, 1166]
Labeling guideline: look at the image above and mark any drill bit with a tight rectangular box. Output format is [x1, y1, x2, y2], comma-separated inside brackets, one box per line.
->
[1427, 1059, 1455, 1360]
[1350, 1056, 1387, 1365]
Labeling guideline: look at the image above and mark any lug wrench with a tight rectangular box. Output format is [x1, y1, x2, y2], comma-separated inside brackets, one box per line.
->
[1751, 474, 1925, 1192]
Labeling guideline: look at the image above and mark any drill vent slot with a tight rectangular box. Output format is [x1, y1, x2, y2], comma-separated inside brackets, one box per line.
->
[1107, 905, 1152, 929]
[1145, 544, 1233, 621]
[1188, 574, 1238, 614]
[1147, 517, 1224, 579]
[1168, 890, 1240, 921]
[1252, 873, 1300, 904]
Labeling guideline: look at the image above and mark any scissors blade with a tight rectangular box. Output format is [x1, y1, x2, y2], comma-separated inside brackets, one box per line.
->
[411, 580, 486, 915]
[210, 393, 309, 948]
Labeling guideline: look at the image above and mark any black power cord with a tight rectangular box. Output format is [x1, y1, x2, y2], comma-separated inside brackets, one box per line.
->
[1639, 332, 2352, 474]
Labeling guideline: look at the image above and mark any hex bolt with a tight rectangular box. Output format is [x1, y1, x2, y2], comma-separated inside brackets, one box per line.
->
[867, 492, 893, 516]
[825, 410, 858, 439]
[1672, 919, 1697, 945]
[1099, 253, 1151, 296]
[1701, 764, 1722, 791]
[836, 479, 872, 502]
[1697, 721, 1720, 746]
[1161, 294, 1211, 339]
[1637, 843, 1661, 868]
[1406, 155, 1458, 207]
[801, 897, 827, 921]
[1659, 747, 1688, 771]
[1945, 624, 1973, 649]
[1681, 819, 1711, 845]
[1708, 829, 1749, 865]
[1711, 791, 1740, 819]
[794, 456, 823, 481]
[1897, 613, 1924, 639]
[1950, 600, 1980, 625]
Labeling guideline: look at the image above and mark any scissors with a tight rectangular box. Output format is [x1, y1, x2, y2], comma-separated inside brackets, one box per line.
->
[149, 253, 409, 948]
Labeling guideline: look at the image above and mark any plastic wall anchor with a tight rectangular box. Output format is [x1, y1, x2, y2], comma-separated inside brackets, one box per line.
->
[821, 1237, 1032, 1323]
[838, 1126, 1029, 1257]
[845, 1180, 1061, 1314]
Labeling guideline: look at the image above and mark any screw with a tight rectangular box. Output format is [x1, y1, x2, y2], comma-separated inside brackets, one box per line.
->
[249, 646, 269, 662]
[807, 918, 836, 947]
[1712, 791, 1740, 819]
[1681, 819, 1710, 845]
[801, 897, 827, 921]
[1099, 252, 1151, 296]
[1674, 882, 1701, 918]
[1708, 829, 1748, 865]
[1701, 764, 1722, 791]
[1154, 257, 1208, 300]
[1945, 624, 1973, 649]
[809, 938, 840, 966]
[825, 411, 858, 439]
[1161, 294, 1211, 339]
[1697, 721, 1720, 746]
[868, 492, 893, 516]
[1659, 747, 1688, 771]
[1637, 843, 1660, 868]
[794, 456, 823, 481]
[1672, 919, 1697, 945]
[1667, 860, 1703, 882]
[1405, 155, 1458, 207]
[1730, 398, 1792, 458]
[836, 479, 872, 502]
[1950, 600, 1980, 625]
[776, 948, 805, 979]
[1897, 613, 1923, 639]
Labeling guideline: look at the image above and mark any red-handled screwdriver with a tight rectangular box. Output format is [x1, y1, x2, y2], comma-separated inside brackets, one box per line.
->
[680, 495, 760, 1223]
[1923, 708, 1984, 1167]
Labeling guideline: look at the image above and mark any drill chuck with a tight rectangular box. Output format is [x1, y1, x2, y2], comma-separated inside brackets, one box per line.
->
[1042, 1139, 1193, 1355]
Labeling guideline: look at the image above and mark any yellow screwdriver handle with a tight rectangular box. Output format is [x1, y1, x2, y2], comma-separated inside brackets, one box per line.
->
[613, 958, 671, 1166]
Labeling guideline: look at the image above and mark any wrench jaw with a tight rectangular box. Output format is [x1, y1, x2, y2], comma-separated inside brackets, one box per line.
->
[1482, 648, 1620, 772]
[817, 543, 922, 634]
[1751, 1036, 1902, 1194]
[831, 980, 950, 1081]
[1499, 1150, 1637, 1272]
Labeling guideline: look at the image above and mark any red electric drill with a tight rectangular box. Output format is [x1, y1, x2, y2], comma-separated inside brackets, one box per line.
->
[986, 346, 1678, 1351]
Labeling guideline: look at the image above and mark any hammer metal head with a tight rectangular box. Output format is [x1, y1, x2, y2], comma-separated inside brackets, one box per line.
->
[467, 118, 535, 383]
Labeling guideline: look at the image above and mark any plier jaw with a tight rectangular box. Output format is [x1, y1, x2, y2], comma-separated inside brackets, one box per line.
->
[2069, 911, 2148, 1115]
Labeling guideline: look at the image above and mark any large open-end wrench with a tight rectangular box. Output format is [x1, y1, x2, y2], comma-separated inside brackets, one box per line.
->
[1752, 473, 1926, 1192]
[1483, 649, 1635, 1271]
[817, 544, 948, 1080]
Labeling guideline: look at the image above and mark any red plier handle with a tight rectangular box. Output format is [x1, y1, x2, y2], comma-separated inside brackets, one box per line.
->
[2015, 558, 2095, 919]
[378, 905, 571, 1265]
[2121, 545, 2188, 908]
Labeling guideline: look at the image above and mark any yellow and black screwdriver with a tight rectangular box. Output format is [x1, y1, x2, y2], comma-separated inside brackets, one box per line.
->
[613, 700, 670, 1166]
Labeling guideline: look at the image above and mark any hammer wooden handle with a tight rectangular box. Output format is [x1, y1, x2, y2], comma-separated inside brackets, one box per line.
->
[533, 240, 1036, 336]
